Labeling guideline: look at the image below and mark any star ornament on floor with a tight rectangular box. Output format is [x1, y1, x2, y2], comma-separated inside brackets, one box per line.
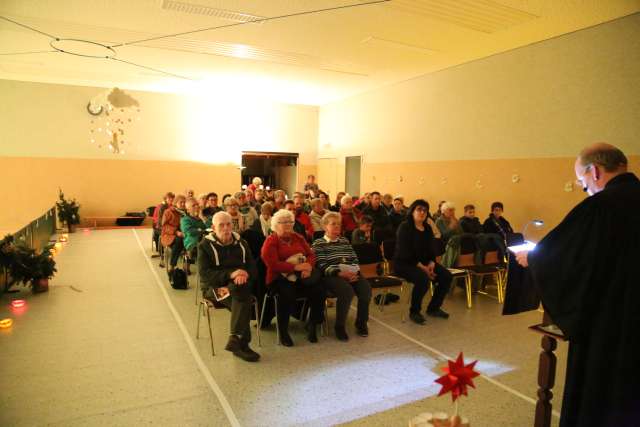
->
[435, 352, 480, 402]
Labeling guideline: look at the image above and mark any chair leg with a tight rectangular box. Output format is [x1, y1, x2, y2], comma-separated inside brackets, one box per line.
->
[194, 275, 200, 306]
[205, 303, 215, 356]
[196, 301, 202, 339]
[430, 281, 435, 297]
[400, 284, 407, 322]
[465, 274, 472, 309]
[253, 297, 262, 347]
[274, 295, 280, 345]
[322, 300, 329, 337]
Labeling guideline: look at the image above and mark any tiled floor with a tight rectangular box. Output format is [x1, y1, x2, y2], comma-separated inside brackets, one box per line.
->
[0, 228, 566, 426]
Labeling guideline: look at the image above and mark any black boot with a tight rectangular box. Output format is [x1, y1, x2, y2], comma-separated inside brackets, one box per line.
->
[277, 316, 293, 347]
[305, 322, 318, 343]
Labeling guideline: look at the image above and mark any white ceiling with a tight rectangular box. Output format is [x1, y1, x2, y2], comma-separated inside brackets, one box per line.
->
[1, 0, 638, 105]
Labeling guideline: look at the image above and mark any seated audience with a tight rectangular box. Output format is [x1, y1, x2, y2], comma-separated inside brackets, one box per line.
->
[394, 200, 452, 325]
[483, 201, 514, 242]
[354, 192, 371, 210]
[351, 215, 375, 245]
[152, 191, 174, 260]
[362, 191, 392, 233]
[265, 188, 275, 201]
[161, 194, 187, 276]
[201, 192, 222, 220]
[293, 194, 314, 241]
[303, 174, 320, 196]
[382, 193, 394, 216]
[224, 197, 246, 234]
[253, 189, 266, 213]
[235, 191, 259, 228]
[260, 209, 325, 346]
[309, 198, 326, 234]
[250, 201, 273, 238]
[331, 191, 346, 212]
[273, 190, 286, 211]
[459, 204, 483, 234]
[197, 212, 260, 362]
[432, 200, 446, 222]
[389, 196, 407, 231]
[312, 212, 371, 340]
[284, 200, 310, 240]
[181, 198, 207, 262]
[339, 194, 359, 238]
[435, 202, 463, 244]
[318, 191, 330, 210]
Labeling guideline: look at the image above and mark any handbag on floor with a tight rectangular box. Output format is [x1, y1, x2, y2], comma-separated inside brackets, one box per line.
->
[170, 268, 188, 289]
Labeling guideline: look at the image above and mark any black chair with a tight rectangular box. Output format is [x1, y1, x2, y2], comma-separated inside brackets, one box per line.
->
[353, 243, 406, 319]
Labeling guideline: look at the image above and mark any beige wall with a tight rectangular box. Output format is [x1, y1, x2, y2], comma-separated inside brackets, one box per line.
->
[0, 157, 241, 234]
[318, 13, 640, 230]
[1, 80, 318, 232]
[361, 156, 639, 235]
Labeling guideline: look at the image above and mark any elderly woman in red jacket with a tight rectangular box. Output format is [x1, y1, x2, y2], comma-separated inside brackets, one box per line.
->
[261, 209, 325, 346]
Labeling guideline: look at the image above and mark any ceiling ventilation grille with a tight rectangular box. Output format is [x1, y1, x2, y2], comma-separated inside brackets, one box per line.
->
[390, 0, 538, 33]
[161, 0, 266, 24]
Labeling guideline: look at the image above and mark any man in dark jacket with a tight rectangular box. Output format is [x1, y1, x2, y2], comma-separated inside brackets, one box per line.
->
[198, 211, 260, 362]
[459, 204, 483, 234]
[362, 191, 392, 237]
[516, 143, 639, 426]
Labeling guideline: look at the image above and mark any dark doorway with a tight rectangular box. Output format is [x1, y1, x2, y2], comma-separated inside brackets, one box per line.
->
[241, 152, 299, 196]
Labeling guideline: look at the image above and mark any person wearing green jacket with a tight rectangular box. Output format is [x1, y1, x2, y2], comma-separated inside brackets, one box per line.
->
[181, 199, 207, 264]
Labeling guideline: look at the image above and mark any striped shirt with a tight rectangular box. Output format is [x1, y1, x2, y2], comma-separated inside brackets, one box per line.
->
[312, 235, 360, 276]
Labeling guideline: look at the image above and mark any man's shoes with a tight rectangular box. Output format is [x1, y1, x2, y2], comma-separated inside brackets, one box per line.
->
[240, 340, 260, 361]
[355, 322, 369, 337]
[334, 325, 349, 341]
[306, 322, 318, 343]
[225, 335, 260, 362]
[409, 312, 427, 325]
[426, 308, 450, 319]
[279, 332, 294, 347]
[159, 261, 165, 268]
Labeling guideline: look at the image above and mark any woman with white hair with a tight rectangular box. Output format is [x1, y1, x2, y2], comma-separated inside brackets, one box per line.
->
[435, 201, 462, 244]
[260, 209, 325, 346]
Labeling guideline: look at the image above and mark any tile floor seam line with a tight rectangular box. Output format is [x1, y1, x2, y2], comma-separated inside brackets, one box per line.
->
[132, 229, 241, 427]
[361, 307, 561, 419]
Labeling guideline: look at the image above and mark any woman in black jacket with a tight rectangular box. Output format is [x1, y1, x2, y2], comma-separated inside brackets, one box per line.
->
[394, 200, 452, 325]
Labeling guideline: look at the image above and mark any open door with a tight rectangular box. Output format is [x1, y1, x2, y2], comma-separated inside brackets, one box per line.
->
[345, 156, 361, 197]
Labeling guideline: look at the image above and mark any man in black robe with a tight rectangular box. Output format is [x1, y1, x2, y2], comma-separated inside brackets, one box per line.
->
[516, 143, 639, 427]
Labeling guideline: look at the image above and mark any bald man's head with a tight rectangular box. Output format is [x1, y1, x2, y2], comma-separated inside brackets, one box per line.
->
[575, 143, 628, 195]
[578, 143, 628, 173]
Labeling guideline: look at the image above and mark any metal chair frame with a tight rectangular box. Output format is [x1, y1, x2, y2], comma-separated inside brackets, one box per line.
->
[260, 290, 309, 345]
[196, 295, 261, 356]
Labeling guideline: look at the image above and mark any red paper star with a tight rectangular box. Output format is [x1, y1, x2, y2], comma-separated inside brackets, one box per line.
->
[435, 352, 480, 402]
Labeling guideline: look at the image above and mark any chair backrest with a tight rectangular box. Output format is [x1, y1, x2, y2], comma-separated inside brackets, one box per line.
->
[359, 263, 379, 279]
[459, 234, 478, 255]
[484, 250, 502, 265]
[455, 253, 475, 267]
[353, 242, 383, 264]
[382, 238, 395, 260]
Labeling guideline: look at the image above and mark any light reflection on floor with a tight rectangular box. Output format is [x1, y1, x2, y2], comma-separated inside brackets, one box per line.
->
[248, 353, 513, 427]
